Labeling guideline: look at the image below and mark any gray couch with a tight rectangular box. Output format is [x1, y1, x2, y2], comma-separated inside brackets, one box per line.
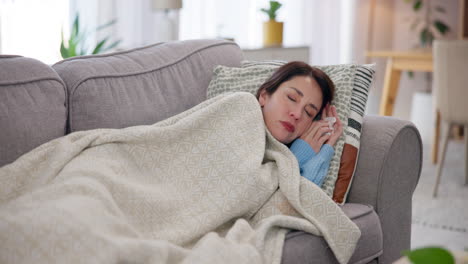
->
[0, 39, 422, 264]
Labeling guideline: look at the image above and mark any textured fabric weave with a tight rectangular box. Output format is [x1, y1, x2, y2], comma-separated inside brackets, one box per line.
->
[0, 92, 360, 264]
[52, 39, 243, 133]
[0, 55, 67, 167]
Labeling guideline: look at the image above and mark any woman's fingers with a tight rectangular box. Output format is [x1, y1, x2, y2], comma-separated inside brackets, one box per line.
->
[327, 104, 333, 118]
[330, 105, 341, 128]
[326, 108, 345, 147]
[313, 126, 332, 141]
[304, 120, 328, 137]
[300, 120, 334, 153]
[331, 105, 339, 119]
[321, 104, 329, 120]
[318, 132, 331, 145]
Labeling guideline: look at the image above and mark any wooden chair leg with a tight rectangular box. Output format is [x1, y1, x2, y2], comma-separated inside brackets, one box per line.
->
[465, 124, 468, 185]
[453, 125, 464, 140]
[433, 122, 451, 197]
[432, 110, 440, 164]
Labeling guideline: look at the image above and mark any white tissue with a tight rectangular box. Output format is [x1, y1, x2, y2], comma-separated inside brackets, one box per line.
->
[324, 117, 336, 131]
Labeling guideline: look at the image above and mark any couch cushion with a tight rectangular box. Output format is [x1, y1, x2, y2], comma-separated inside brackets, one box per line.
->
[0, 55, 67, 167]
[52, 39, 244, 133]
[281, 203, 383, 264]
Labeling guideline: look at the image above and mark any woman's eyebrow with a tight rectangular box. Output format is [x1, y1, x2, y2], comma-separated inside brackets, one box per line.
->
[289, 87, 319, 111]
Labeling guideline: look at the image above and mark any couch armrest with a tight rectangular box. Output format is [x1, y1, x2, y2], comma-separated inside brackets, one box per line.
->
[347, 115, 422, 264]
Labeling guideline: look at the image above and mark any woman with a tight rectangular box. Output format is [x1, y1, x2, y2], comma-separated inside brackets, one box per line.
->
[257, 61, 342, 187]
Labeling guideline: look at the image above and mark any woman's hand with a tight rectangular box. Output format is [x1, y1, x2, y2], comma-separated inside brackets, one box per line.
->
[300, 119, 332, 154]
[322, 104, 343, 147]
[299, 104, 343, 153]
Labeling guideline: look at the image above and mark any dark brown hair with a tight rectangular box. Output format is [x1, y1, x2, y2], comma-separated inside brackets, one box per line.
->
[256, 61, 335, 120]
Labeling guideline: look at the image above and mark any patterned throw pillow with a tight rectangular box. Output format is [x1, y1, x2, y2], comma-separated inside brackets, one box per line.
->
[206, 63, 278, 98]
[332, 64, 375, 204]
[206, 61, 373, 202]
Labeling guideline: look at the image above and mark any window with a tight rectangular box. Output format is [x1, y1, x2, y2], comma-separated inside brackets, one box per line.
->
[0, 0, 69, 64]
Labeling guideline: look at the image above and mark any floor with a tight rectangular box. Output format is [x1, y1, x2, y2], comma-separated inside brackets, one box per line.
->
[410, 139, 468, 252]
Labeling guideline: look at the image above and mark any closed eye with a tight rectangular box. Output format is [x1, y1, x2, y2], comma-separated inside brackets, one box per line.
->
[287, 95, 296, 102]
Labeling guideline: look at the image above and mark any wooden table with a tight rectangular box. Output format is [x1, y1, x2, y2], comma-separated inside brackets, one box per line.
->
[366, 50, 433, 116]
[366, 50, 443, 163]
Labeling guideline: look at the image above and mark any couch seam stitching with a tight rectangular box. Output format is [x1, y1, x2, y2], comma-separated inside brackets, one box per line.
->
[67, 41, 239, 132]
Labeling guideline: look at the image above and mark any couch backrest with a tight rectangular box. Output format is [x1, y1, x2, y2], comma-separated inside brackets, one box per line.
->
[0, 39, 243, 167]
[52, 39, 243, 133]
[0, 55, 67, 167]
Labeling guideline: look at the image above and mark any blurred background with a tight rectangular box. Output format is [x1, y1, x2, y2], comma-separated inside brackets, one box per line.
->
[0, 0, 462, 120]
[1, 0, 466, 255]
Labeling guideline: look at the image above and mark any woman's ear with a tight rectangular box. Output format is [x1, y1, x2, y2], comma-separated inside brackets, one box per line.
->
[258, 89, 268, 107]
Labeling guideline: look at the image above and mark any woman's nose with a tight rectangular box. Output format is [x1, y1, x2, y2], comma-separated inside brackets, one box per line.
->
[289, 108, 301, 120]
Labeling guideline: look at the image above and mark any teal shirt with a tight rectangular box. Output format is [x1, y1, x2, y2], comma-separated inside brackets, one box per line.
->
[289, 139, 334, 187]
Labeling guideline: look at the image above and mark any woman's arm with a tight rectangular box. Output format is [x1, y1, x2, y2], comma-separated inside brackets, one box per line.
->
[300, 144, 334, 186]
[290, 139, 334, 186]
[291, 105, 341, 186]
[289, 139, 316, 167]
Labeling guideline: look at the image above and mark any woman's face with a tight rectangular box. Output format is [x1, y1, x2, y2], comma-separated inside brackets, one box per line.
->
[259, 75, 323, 144]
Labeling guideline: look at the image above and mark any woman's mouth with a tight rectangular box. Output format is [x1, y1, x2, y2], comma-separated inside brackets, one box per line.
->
[280, 121, 295, 133]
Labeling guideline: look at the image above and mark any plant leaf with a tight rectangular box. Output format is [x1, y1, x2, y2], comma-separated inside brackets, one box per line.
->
[260, 1, 282, 20]
[60, 26, 71, 59]
[60, 40, 68, 59]
[60, 12, 120, 57]
[67, 36, 78, 58]
[260, 8, 269, 15]
[403, 247, 455, 264]
[76, 29, 88, 46]
[96, 19, 117, 31]
[92, 38, 108, 54]
[260, 8, 272, 19]
[270, 1, 282, 13]
[407, 71, 414, 79]
[413, 0, 422, 11]
[72, 14, 79, 39]
[434, 20, 450, 34]
[420, 27, 434, 46]
[101, 39, 121, 53]
[270, 1, 282, 19]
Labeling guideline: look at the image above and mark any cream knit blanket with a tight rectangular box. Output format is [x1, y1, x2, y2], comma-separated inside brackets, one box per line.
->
[0, 92, 360, 264]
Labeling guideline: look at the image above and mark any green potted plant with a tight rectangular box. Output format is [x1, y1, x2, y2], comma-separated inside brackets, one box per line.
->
[401, 246, 456, 264]
[260, 1, 283, 47]
[60, 14, 121, 59]
[403, 0, 450, 82]
[404, 0, 451, 48]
